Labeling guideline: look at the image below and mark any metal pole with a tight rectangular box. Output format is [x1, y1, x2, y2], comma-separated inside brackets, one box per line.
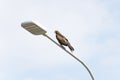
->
[43, 33, 95, 80]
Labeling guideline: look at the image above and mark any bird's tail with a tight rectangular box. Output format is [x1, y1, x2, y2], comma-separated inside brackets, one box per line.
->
[68, 44, 74, 51]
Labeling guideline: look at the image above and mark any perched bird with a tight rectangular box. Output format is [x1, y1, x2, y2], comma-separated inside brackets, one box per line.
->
[55, 30, 74, 51]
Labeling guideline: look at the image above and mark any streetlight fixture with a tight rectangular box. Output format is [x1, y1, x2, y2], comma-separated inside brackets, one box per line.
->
[21, 21, 95, 80]
[21, 21, 47, 35]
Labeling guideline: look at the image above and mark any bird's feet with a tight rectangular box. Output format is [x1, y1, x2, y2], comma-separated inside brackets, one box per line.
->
[60, 45, 66, 50]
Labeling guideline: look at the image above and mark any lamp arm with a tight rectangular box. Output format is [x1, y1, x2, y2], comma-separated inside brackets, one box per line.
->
[43, 33, 95, 80]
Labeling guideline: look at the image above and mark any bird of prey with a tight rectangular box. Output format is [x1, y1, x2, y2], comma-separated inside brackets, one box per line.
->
[55, 30, 74, 51]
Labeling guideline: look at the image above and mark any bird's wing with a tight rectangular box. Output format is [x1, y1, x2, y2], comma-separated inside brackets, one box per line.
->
[56, 34, 69, 46]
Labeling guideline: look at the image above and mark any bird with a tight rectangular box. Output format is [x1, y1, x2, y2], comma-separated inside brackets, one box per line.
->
[55, 30, 74, 51]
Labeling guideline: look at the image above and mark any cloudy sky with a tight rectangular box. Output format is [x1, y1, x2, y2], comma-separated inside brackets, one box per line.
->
[0, 0, 120, 80]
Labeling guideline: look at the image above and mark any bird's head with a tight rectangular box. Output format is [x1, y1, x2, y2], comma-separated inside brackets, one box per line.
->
[55, 30, 60, 34]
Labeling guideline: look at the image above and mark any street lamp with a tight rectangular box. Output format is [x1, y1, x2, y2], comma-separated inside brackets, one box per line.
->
[21, 21, 47, 35]
[21, 21, 95, 80]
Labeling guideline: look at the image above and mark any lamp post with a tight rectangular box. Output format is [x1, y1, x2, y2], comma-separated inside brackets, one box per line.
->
[21, 21, 95, 80]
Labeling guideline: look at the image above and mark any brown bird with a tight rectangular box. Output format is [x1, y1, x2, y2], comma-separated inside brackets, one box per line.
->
[55, 30, 74, 51]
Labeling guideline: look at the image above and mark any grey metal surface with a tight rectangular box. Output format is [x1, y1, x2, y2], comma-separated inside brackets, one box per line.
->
[21, 21, 47, 35]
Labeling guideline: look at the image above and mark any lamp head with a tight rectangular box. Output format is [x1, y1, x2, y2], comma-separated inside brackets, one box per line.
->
[21, 21, 47, 35]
